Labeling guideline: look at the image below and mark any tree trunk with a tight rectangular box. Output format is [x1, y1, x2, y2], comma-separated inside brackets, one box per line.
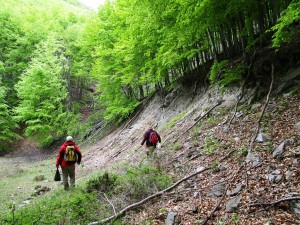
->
[206, 27, 218, 62]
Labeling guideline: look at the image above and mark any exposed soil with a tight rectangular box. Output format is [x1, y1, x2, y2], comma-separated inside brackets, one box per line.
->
[80, 80, 300, 224]
[3, 68, 300, 224]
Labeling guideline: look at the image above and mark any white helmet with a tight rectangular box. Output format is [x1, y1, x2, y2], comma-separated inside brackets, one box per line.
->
[66, 136, 73, 142]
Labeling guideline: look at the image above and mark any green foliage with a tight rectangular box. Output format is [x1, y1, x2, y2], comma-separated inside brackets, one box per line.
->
[237, 146, 248, 156]
[210, 61, 247, 90]
[192, 124, 202, 138]
[203, 137, 220, 155]
[0, 79, 22, 152]
[193, 138, 199, 147]
[209, 60, 229, 84]
[231, 212, 240, 225]
[103, 98, 140, 124]
[173, 141, 183, 151]
[270, 1, 300, 48]
[211, 160, 220, 173]
[86, 172, 118, 193]
[119, 165, 172, 201]
[2, 188, 104, 225]
[87, 165, 172, 202]
[1, 0, 297, 148]
[14, 36, 79, 148]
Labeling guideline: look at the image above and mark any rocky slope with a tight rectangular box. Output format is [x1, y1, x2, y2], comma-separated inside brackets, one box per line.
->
[77, 67, 300, 224]
[5, 62, 300, 224]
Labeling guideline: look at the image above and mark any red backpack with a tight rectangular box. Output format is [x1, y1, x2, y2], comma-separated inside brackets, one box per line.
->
[149, 132, 158, 144]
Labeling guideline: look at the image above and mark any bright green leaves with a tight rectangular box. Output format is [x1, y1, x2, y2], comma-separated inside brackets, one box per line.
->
[270, 0, 300, 48]
[0, 79, 21, 152]
[209, 60, 247, 91]
[14, 37, 78, 148]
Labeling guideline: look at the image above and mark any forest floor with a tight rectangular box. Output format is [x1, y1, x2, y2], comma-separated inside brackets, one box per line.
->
[2, 73, 300, 224]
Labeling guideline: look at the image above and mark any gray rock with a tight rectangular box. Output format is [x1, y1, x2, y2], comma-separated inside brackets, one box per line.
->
[252, 161, 262, 168]
[273, 141, 285, 158]
[165, 212, 178, 225]
[290, 201, 300, 219]
[251, 103, 261, 110]
[218, 164, 227, 171]
[268, 170, 283, 183]
[245, 152, 262, 168]
[294, 150, 300, 157]
[193, 192, 200, 199]
[208, 183, 226, 197]
[295, 122, 300, 131]
[226, 196, 241, 212]
[285, 171, 294, 181]
[255, 133, 269, 143]
[227, 185, 243, 196]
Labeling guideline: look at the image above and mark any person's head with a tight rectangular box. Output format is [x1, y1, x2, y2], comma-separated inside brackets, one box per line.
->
[66, 136, 73, 142]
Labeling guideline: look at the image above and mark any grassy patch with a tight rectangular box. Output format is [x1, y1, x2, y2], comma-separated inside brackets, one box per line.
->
[0, 163, 173, 224]
[0, 157, 55, 218]
[160, 111, 186, 133]
[2, 188, 105, 225]
[203, 137, 220, 155]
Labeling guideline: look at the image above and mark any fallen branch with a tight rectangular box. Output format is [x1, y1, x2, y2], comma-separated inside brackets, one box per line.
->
[201, 184, 229, 225]
[220, 149, 236, 161]
[89, 167, 210, 225]
[248, 63, 274, 153]
[226, 50, 256, 129]
[101, 192, 117, 215]
[167, 101, 223, 145]
[249, 196, 300, 207]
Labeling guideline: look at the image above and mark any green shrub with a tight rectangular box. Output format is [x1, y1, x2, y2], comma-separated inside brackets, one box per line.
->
[161, 111, 186, 132]
[209, 60, 229, 84]
[203, 137, 220, 155]
[2, 189, 105, 225]
[173, 141, 183, 151]
[209, 60, 247, 91]
[119, 165, 172, 201]
[211, 160, 220, 173]
[86, 172, 118, 193]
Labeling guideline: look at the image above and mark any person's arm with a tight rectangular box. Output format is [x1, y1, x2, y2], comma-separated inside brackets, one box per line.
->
[141, 131, 149, 146]
[75, 145, 82, 164]
[56, 148, 63, 167]
[157, 133, 162, 143]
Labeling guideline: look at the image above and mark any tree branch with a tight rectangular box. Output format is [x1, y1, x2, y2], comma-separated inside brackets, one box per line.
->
[226, 50, 256, 129]
[248, 63, 274, 153]
[249, 196, 300, 207]
[166, 101, 223, 145]
[101, 192, 117, 215]
[88, 167, 210, 225]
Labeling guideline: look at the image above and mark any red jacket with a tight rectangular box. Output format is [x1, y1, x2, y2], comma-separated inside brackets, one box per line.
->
[56, 141, 82, 167]
[141, 129, 161, 147]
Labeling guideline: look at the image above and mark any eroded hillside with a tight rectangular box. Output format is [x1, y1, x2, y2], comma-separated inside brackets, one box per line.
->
[77, 68, 300, 224]
[2, 64, 300, 224]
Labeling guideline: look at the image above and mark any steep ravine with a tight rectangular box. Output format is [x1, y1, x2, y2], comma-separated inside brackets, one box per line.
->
[4, 66, 300, 224]
[79, 77, 300, 224]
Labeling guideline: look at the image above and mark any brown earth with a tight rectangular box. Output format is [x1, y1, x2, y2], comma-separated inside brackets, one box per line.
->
[79, 81, 300, 224]
[4, 73, 300, 224]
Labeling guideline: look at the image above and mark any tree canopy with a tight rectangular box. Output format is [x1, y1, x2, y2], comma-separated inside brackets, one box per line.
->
[0, 0, 298, 150]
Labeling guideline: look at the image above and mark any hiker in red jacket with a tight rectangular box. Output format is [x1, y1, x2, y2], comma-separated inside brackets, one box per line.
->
[141, 127, 161, 157]
[56, 136, 82, 190]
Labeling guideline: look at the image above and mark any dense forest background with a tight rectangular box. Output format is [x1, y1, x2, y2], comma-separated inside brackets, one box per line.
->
[0, 0, 299, 151]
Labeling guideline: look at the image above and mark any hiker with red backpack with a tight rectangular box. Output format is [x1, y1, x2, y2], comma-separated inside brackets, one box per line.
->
[56, 136, 82, 190]
[140, 127, 161, 157]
